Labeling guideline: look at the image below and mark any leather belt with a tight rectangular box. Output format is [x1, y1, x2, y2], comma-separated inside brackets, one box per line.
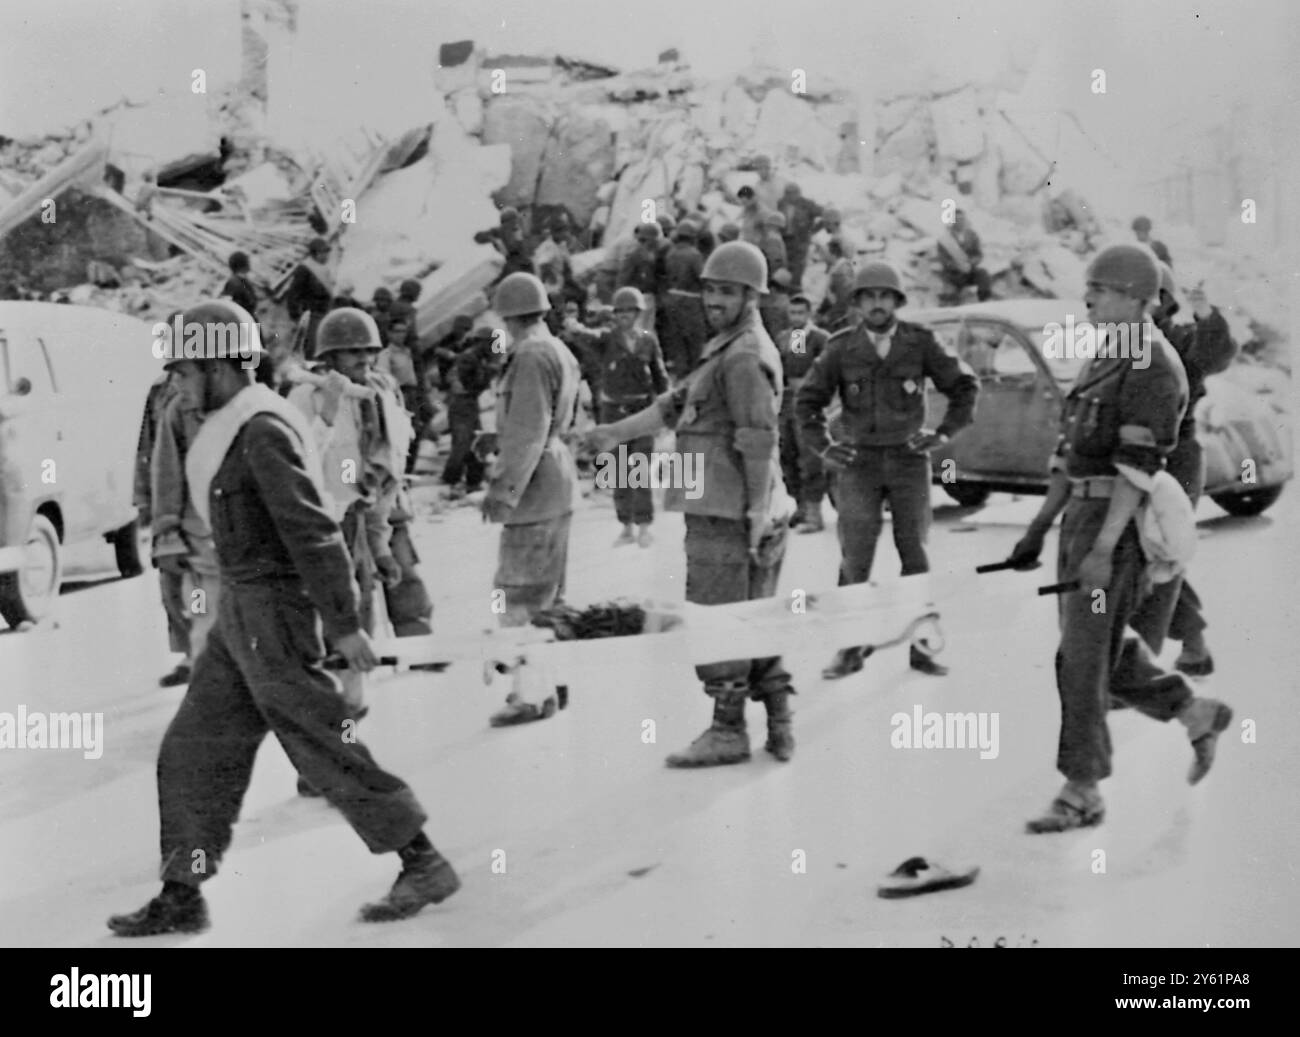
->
[1070, 476, 1115, 499]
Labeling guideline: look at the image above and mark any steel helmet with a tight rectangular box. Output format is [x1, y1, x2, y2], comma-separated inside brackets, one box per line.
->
[612, 287, 647, 311]
[161, 298, 263, 370]
[1085, 244, 1160, 304]
[316, 307, 384, 355]
[493, 272, 551, 319]
[851, 260, 907, 305]
[398, 278, 422, 300]
[701, 240, 769, 295]
[634, 220, 663, 242]
[1131, 215, 1153, 233]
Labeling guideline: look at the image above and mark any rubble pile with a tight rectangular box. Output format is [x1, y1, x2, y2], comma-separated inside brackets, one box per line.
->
[0, 38, 1288, 374]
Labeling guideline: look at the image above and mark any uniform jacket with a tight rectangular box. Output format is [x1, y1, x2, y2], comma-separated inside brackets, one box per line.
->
[487, 329, 582, 526]
[796, 318, 979, 451]
[663, 244, 704, 293]
[584, 327, 669, 407]
[285, 261, 331, 321]
[617, 246, 661, 296]
[451, 340, 500, 400]
[201, 403, 361, 641]
[1050, 325, 1187, 481]
[654, 308, 786, 521]
[221, 274, 258, 316]
[776, 322, 829, 413]
[151, 395, 213, 548]
[288, 372, 411, 563]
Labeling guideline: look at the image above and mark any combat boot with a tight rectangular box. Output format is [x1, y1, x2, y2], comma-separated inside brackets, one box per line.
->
[762, 689, 795, 762]
[1178, 697, 1233, 784]
[359, 833, 461, 922]
[796, 501, 824, 533]
[664, 688, 750, 768]
[108, 881, 209, 937]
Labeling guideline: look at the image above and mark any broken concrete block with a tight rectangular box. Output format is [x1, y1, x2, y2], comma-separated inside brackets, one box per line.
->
[482, 95, 554, 208]
[893, 197, 944, 235]
[414, 244, 503, 345]
[535, 109, 618, 227]
[721, 85, 760, 138]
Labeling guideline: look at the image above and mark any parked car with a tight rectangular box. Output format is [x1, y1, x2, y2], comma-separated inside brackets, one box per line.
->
[904, 300, 1291, 514]
[0, 303, 161, 626]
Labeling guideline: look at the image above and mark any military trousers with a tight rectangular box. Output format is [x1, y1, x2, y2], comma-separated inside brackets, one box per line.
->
[835, 446, 931, 584]
[779, 407, 826, 506]
[684, 514, 792, 699]
[1053, 498, 1194, 784]
[157, 582, 427, 886]
[495, 513, 572, 627]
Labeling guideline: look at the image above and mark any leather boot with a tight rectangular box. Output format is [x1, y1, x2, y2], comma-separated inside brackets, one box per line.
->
[108, 881, 209, 936]
[359, 833, 461, 922]
[1178, 697, 1233, 784]
[762, 689, 795, 762]
[665, 688, 750, 768]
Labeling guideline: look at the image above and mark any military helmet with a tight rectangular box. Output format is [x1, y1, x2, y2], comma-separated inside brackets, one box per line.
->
[1131, 215, 1153, 233]
[701, 240, 769, 295]
[493, 272, 551, 319]
[851, 260, 907, 305]
[1085, 244, 1161, 304]
[162, 298, 263, 370]
[316, 307, 384, 355]
[398, 278, 422, 300]
[634, 220, 663, 242]
[612, 287, 647, 311]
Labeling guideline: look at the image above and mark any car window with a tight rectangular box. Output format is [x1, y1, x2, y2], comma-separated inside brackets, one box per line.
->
[933, 321, 1038, 378]
[3, 332, 55, 397]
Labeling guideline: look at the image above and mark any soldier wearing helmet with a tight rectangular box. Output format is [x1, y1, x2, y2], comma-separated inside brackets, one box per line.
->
[565, 285, 669, 546]
[111, 299, 458, 936]
[586, 241, 799, 768]
[1005, 244, 1232, 834]
[797, 259, 979, 679]
[660, 223, 708, 377]
[1129, 263, 1236, 676]
[618, 220, 665, 333]
[287, 308, 413, 750]
[481, 272, 583, 726]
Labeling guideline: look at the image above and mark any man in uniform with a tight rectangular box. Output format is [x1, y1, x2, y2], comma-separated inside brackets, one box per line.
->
[585, 242, 798, 766]
[288, 309, 409, 744]
[778, 295, 829, 533]
[660, 223, 707, 379]
[568, 286, 669, 546]
[443, 326, 499, 493]
[1130, 263, 1236, 675]
[109, 300, 458, 934]
[797, 260, 978, 678]
[481, 273, 583, 726]
[1004, 246, 1232, 832]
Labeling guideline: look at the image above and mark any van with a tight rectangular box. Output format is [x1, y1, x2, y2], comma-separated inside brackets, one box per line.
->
[0, 302, 161, 626]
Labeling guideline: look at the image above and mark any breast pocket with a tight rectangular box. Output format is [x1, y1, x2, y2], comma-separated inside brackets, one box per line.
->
[887, 363, 926, 413]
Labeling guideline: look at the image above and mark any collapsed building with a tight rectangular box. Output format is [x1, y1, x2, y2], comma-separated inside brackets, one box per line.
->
[0, 15, 1289, 391]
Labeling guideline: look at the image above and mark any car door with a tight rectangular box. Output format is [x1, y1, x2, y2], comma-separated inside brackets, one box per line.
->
[926, 319, 1058, 483]
[0, 328, 65, 532]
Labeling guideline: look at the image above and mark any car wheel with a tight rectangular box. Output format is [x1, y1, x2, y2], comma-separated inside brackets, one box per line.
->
[1210, 485, 1283, 517]
[0, 514, 62, 627]
[110, 517, 146, 578]
[941, 482, 992, 508]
